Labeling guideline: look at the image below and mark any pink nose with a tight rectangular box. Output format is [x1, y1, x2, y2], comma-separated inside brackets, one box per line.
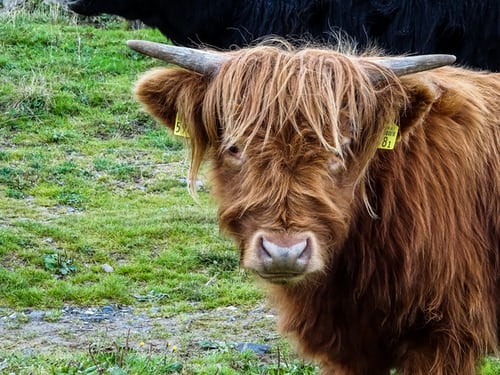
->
[258, 233, 312, 275]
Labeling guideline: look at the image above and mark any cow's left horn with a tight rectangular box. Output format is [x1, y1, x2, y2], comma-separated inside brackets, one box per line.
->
[127, 40, 229, 75]
[371, 54, 456, 76]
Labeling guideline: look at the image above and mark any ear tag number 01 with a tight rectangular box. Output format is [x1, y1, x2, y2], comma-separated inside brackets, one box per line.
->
[174, 113, 190, 138]
[378, 123, 399, 150]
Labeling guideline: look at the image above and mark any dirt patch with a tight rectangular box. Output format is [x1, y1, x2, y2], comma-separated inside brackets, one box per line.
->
[0, 304, 280, 356]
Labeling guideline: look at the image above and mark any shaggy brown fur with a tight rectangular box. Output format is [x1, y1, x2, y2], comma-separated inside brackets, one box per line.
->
[134, 43, 500, 374]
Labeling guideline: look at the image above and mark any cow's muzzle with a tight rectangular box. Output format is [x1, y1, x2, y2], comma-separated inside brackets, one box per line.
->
[243, 231, 324, 283]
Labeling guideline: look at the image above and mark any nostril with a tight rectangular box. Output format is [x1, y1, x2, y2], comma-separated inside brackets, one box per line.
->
[289, 238, 309, 259]
[296, 240, 311, 263]
[259, 236, 273, 260]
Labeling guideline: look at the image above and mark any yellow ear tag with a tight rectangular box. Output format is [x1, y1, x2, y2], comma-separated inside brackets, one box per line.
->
[378, 122, 399, 150]
[173, 113, 190, 138]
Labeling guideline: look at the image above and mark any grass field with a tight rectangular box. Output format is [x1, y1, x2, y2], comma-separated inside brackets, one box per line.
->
[0, 2, 498, 374]
[0, 2, 258, 311]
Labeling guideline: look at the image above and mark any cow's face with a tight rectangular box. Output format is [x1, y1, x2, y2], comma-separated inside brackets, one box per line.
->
[134, 44, 444, 284]
[210, 119, 356, 284]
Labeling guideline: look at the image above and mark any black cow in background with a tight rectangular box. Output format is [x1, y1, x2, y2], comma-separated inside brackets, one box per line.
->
[68, 0, 499, 71]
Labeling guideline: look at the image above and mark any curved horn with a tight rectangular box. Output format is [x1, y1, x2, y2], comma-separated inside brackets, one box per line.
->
[127, 40, 229, 75]
[371, 54, 456, 76]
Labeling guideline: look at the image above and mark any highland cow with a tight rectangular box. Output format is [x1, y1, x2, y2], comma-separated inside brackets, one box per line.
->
[68, 0, 500, 71]
[128, 40, 500, 374]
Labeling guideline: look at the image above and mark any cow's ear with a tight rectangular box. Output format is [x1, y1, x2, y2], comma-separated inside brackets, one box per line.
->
[134, 67, 209, 135]
[134, 67, 212, 192]
[397, 77, 440, 137]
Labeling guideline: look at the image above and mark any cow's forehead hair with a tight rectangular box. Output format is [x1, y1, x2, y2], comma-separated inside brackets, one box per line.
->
[203, 44, 403, 157]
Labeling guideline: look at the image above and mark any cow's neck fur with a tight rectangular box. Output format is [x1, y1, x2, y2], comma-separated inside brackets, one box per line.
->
[265, 69, 500, 374]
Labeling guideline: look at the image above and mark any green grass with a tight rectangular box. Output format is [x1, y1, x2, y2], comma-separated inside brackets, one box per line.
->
[0, 341, 317, 375]
[0, 2, 252, 310]
[482, 358, 500, 375]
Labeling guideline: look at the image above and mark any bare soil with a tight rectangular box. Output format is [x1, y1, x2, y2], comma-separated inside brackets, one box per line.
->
[0, 303, 280, 356]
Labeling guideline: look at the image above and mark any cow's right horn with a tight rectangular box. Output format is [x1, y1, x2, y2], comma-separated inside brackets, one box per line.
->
[371, 54, 457, 76]
[127, 40, 229, 75]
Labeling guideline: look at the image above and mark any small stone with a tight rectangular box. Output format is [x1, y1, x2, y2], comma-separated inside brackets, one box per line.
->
[101, 264, 114, 273]
[236, 342, 271, 356]
[101, 305, 114, 314]
[28, 310, 46, 321]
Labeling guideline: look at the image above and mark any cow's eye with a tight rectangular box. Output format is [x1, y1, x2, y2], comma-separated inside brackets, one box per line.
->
[228, 145, 241, 157]
[223, 144, 243, 170]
